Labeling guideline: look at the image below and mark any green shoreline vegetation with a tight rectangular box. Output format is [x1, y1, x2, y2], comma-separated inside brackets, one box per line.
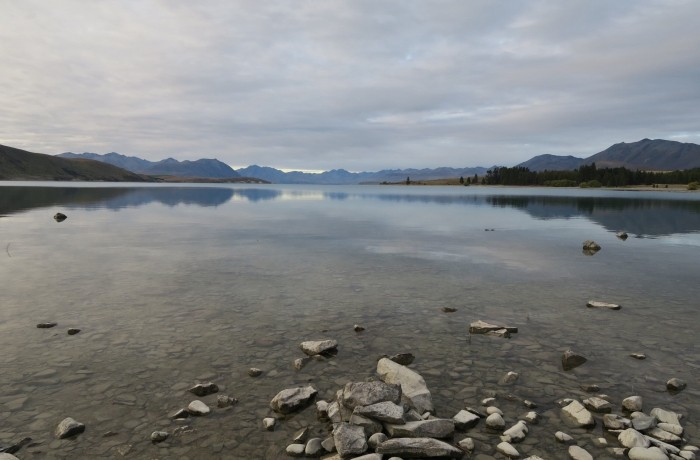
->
[386, 164, 700, 190]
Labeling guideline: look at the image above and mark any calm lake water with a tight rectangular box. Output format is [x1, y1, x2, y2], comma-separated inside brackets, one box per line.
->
[1, 182, 698, 459]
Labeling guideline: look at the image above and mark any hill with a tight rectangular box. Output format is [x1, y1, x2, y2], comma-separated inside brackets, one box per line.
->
[0, 144, 149, 181]
[235, 165, 489, 184]
[59, 152, 240, 179]
[517, 139, 700, 172]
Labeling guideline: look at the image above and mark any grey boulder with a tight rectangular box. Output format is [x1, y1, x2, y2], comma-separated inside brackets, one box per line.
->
[270, 385, 318, 414]
[377, 437, 463, 458]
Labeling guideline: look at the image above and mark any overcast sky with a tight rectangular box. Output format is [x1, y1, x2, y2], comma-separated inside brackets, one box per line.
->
[2, 1, 699, 171]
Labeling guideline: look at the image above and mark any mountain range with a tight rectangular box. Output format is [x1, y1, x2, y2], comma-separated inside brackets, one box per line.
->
[58, 152, 240, 179]
[516, 139, 700, 171]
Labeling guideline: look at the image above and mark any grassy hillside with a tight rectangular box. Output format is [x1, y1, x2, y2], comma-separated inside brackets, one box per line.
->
[0, 144, 149, 181]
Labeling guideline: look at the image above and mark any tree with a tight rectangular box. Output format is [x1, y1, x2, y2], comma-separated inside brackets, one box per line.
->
[459, 176, 464, 184]
[406, 176, 410, 185]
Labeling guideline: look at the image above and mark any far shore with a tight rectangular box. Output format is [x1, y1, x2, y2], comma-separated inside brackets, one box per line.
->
[380, 179, 698, 191]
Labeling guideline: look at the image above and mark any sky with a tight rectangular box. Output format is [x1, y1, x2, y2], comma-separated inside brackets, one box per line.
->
[2, 0, 700, 172]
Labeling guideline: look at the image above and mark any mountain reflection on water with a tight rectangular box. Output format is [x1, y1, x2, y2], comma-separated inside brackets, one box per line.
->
[1, 184, 700, 237]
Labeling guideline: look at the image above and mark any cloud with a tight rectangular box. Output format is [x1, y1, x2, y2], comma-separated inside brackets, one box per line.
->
[1, 0, 700, 171]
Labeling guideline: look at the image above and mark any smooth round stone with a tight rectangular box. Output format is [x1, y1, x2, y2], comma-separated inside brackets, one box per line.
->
[555, 431, 574, 444]
[568, 445, 593, 460]
[485, 413, 505, 430]
[496, 441, 519, 457]
[286, 443, 305, 457]
[187, 400, 210, 416]
[458, 437, 475, 451]
[666, 378, 687, 392]
[248, 368, 263, 377]
[486, 406, 503, 415]
[150, 431, 169, 442]
[623, 396, 643, 412]
[305, 438, 323, 456]
[628, 446, 670, 460]
[263, 417, 275, 430]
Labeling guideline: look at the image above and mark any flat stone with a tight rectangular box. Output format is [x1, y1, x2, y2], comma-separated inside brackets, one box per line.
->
[333, 423, 367, 457]
[342, 381, 402, 409]
[587, 300, 621, 310]
[55, 417, 85, 438]
[187, 400, 210, 416]
[646, 427, 682, 445]
[188, 382, 219, 396]
[469, 320, 517, 334]
[522, 411, 538, 424]
[270, 385, 317, 414]
[248, 368, 263, 377]
[37, 322, 57, 328]
[583, 396, 612, 413]
[650, 408, 681, 426]
[486, 328, 511, 338]
[619, 428, 650, 448]
[631, 353, 647, 360]
[657, 423, 683, 436]
[628, 446, 671, 460]
[67, 328, 81, 335]
[377, 437, 464, 458]
[169, 408, 189, 419]
[496, 441, 520, 458]
[453, 410, 480, 430]
[352, 454, 383, 460]
[376, 358, 433, 414]
[499, 371, 519, 385]
[293, 427, 309, 443]
[561, 400, 595, 427]
[354, 401, 404, 424]
[385, 419, 455, 439]
[633, 415, 657, 432]
[321, 436, 336, 453]
[300, 339, 338, 356]
[293, 357, 311, 370]
[582, 240, 601, 251]
[569, 445, 593, 460]
[562, 349, 587, 371]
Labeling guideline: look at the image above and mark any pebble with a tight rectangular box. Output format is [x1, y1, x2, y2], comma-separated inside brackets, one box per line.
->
[263, 418, 275, 431]
[248, 368, 263, 377]
[150, 431, 169, 443]
[67, 328, 81, 335]
[55, 417, 85, 439]
[667, 378, 687, 392]
[36, 322, 57, 328]
[187, 400, 210, 416]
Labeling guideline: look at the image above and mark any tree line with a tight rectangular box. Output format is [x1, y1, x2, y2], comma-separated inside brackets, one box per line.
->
[482, 163, 700, 187]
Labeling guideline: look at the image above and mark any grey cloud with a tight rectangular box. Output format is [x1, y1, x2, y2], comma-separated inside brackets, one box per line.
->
[1, 0, 700, 171]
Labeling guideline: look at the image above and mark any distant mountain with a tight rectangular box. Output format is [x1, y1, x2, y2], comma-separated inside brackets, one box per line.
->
[0, 144, 148, 181]
[586, 138, 700, 170]
[516, 154, 585, 171]
[235, 165, 489, 184]
[517, 139, 700, 172]
[58, 152, 240, 179]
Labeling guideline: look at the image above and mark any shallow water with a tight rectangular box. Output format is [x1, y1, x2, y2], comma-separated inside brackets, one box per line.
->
[0, 183, 698, 459]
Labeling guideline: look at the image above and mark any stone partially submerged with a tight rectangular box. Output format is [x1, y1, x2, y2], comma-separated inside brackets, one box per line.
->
[469, 320, 518, 335]
[300, 340, 338, 357]
[376, 437, 464, 458]
[270, 385, 318, 414]
[562, 349, 587, 371]
[561, 400, 596, 428]
[376, 358, 433, 414]
[55, 417, 85, 439]
[587, 300, 621, 310]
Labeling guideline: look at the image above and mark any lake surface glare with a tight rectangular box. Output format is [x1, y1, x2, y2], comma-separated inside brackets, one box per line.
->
[0, 183, 698, 459]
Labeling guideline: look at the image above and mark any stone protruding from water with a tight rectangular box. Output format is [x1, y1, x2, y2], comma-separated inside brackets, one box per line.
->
[270, 385, 318, 414]
[342, 381, 402, 409]
[187, 400, 210, 416]
[55, 417, 85, 439]
[562, 349, 587, 371]
[300, 339, 338, 356]
[469, 320, 518, 335]
[667, 378, 687, 392]
[188, 382, 218, 397]
[376, 357, 434, 414]
[388, 352, 415, 366]
[36, 322, 57, 329]
[54, 213, 67, 222]
[587, 300, 621, 310]
[377, 437, 464, 458]
[561, 400, 595, 427]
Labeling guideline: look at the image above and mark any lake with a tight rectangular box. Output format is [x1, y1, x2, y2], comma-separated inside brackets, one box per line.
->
[1, 182, 698, 458]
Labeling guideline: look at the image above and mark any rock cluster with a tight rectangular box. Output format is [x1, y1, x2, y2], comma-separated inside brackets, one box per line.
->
[469, 320, 518, 338]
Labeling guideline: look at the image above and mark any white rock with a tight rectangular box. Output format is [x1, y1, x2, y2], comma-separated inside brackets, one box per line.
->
[555, 431, 574, 444]
[583, 396, 612, 413]
[270, 385, 318, 414]
[55, 417, 86, 438]
[658, 423, 683, 436]
[486, 406, 503, 415]
[457, 437, 475, 451]
[496, 441, 520, 458]
[523, 411, 539, 424]
[503, 420, 528, 443]
[587, 300, 621, 310]
[646, 427, 682, 444]
[561, 400, 595, 427]
[262, 417, 275, 430]
[187, 400, 210, 416]
[650, 408, 681, 426]
[299, 339, 338, 356]
[485, 412, 506, 430]
[453, 409, 480, 430]
[286, 443, 305, 457]
[376, 358, 434, 414]
[618, 428, 650, 448]
[569, 445, 593, 460]
[628, 446, 670, 460]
